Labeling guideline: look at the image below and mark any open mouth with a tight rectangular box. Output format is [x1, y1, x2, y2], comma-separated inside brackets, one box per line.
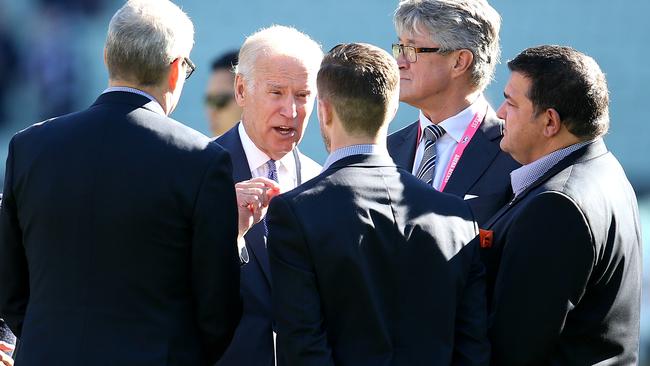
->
[273, 126, 296, 137]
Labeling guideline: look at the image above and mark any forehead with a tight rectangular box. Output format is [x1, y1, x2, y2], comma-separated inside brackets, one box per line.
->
[253, 54, 313, 87]
[206, 69, 234, 93]
[398, 30, 435, 45]
[505, 72, 532, 100]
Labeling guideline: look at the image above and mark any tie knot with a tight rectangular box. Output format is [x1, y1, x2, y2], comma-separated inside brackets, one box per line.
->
[266, 159, 278, 182]
[423, 124, 445, 143]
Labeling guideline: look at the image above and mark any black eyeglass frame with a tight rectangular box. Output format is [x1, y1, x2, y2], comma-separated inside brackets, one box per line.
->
[391, 43, 442, 63]
[182, 57, 196, 80]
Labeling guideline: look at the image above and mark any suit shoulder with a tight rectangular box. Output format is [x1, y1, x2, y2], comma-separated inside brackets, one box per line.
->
[388, 120, 418, 142]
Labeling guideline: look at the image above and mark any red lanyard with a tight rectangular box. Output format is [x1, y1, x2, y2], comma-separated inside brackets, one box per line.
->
[415, 105, 487, 192]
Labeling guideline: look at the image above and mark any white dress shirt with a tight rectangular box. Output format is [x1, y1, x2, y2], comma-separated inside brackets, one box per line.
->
[412, 95, 489, 190]
[238, 123, 321, 193]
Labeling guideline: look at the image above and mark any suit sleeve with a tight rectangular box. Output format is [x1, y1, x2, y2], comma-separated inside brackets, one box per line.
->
[453, 236, 490, 366]
[267, 195, 334, 366]
[191, 146, 242, 365]
[489, 192, 594, 365]
[0, 138, 29, 338]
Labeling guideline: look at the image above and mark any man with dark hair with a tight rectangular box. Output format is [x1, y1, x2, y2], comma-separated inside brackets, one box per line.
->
[388, 0, 519, 226]
[0, 1, 241, 365]
[205, 50, 242, 137]
[268, 43, 489, 366]
[484, 45, 642, 365]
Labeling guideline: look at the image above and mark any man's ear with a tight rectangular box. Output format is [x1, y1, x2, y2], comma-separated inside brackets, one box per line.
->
[451, 49, 474, 79]
[317, 97, 333, 127]
[168, 58, 180, 91]
[542, 108, 562, 137]
[234, 74, 246, 107]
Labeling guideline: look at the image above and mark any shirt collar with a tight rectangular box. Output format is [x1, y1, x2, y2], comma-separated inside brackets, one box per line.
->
[322, 144, 388, 171]
[102, 86, 165, 116]
[238, 122, 297, 179]
[418, 94, 488, 143]
[510, 139, 595, 197]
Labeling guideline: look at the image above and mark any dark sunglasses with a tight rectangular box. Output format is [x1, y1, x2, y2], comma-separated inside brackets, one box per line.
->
[205, 93, 235, 109]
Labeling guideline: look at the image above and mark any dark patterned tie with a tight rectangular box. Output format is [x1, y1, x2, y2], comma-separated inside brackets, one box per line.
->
[263, 160, 278, 237]
[415, 124, 446, 186]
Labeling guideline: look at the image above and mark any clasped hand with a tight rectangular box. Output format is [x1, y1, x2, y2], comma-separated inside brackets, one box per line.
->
[235, 177, 281, 238]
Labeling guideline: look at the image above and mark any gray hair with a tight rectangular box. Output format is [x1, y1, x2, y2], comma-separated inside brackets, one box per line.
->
[105, 0, 194, 86]
[236, 25, 323, 89]
[394, 0, 501, 90]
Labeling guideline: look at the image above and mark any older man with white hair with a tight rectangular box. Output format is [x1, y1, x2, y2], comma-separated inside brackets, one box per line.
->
[0, 1, 241, 365]
[215, 25, 323, 366]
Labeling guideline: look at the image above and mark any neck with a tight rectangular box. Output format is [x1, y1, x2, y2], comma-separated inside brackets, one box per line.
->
[525, 132, 584, 165]
[328, 123, 387, 153]
[108, 79, 169, 115]
[420, 88, 481, 125]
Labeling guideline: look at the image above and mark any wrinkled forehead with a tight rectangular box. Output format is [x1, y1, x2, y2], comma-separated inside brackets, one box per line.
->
[253, 54, 316, 88]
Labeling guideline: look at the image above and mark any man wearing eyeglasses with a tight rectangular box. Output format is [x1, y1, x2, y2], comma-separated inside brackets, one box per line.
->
[0, 1, 241, 365]
[205, 50, 243, 137]
[388, 0, 519, 227]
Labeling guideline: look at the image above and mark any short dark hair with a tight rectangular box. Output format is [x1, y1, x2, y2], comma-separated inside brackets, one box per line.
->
[317, 43, 399, 137]
[507, 45, 609, 139]
[210, 49, 239, 72]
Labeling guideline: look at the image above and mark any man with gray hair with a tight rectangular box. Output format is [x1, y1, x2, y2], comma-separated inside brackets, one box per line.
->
[215, 25, 323, 366]
[387, 0, 519, 228]
[0, 1, 241, 365]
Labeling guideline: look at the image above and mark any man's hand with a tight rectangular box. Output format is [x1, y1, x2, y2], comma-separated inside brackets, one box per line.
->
[0, 341, 14, 366]
[235, 177, 281, 238]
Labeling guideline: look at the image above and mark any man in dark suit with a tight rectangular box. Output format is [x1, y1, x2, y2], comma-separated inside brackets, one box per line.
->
[214, 25, 323, 366]
[0, 1, 241, 365]
[269, 42, 490, 366]
[387, 0, 519, 225]
[483, 45, 642, 365]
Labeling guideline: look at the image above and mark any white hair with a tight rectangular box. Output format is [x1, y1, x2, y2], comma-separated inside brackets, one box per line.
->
[105, 0, 194, 86]
[236, 25, 323, 89]
[395, 0, 501, 90]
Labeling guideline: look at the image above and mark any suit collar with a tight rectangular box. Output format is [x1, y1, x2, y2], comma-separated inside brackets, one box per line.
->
[484, 138, 608, 228]
[93, 90, 165, 116]
[324, 153, 396, 173]
[215, 123, 253, 183]
[387, 121, 419, 171]
[443, 107, 504, 195]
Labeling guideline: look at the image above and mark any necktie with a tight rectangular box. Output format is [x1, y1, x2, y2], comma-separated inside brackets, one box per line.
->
[263, 160, 279, 237]
[415, 124, 446, 186]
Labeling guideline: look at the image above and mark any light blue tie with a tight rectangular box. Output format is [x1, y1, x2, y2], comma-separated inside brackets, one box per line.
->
[263, 160, 278, 237]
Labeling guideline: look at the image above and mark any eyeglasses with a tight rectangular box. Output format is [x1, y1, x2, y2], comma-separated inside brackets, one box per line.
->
[391, 43, 442, 63]
[182, 57, 195, 80]
[205, 93, 234, 109]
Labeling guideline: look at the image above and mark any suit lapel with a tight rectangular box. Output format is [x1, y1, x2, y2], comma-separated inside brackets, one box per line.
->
[484, 139, 608, 229]
[388, 121, 419, 171]
[443, 112, 503, 196]
[216, 124, 272, 286]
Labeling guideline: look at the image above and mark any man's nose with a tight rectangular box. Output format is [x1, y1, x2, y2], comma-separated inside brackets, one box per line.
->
[280, 97, 298, 119]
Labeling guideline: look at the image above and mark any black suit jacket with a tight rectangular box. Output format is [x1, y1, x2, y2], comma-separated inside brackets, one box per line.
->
[0, 91, 241, 366]
[387, 108, 519, 226]
[268, 153, 490, 366]
[482, 139, 641, 365]
[215, 124, 313, 366]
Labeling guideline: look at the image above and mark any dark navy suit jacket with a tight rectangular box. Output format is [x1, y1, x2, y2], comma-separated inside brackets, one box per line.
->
[387, 108, 519, 226]
[0, 91, 241, 366]
[216, 124, 314, 366]
[268, 153, 490, 366]
[482, 139, 641, 365]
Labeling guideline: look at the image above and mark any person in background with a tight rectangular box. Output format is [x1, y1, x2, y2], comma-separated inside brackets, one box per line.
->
[205, 50, 242, 137]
